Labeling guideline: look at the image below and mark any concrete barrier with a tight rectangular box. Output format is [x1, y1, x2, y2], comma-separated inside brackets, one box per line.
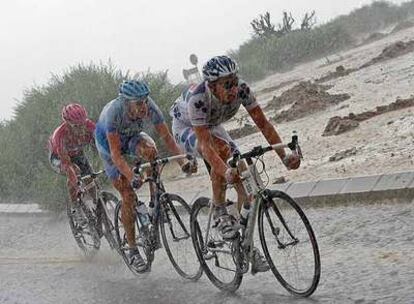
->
[1, 171, 413, 214]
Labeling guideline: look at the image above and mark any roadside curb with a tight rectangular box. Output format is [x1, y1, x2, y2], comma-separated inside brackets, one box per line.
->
[1, 171, 413, 214]
[274, 170, 414, 206]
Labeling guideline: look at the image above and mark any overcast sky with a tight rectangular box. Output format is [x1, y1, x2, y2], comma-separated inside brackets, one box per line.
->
[0, 0, 407, 120]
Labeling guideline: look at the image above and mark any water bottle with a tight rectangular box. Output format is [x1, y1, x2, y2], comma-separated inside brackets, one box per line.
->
[240, 203, 250, 227]
[148, 200, 155, 222]
[136, 201, 150, 227]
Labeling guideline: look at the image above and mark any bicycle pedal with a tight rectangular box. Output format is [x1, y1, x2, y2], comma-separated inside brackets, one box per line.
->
[222, 232, 240, 241]
[204, 252, 216, 261]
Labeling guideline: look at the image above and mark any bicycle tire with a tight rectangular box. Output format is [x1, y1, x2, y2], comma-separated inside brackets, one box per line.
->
[67, 200, 100, 258]
[99, 191, 119, 251]
[159, 193, 203, 281]
[258, 190, 320, 297]
[114, 201, 152, 275]
[190, 197, 242, 292]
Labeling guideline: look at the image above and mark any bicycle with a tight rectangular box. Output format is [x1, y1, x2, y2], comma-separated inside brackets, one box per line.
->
[114, 154, 203, 280]
[190, 134, 321, 295]
[67, 170, 120, 257]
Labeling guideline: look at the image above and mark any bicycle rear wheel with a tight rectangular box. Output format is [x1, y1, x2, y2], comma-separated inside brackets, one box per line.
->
[114, 201, 152, 275]
[190, 197, 242, 292]
[100, 191, 119, 251]
[258, 190, 320, 297]
[160, 193, 202, 281]
[67, 200, 100, 258]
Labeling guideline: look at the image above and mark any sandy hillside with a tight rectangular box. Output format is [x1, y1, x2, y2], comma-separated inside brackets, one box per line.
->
[161, 25, 414, 198]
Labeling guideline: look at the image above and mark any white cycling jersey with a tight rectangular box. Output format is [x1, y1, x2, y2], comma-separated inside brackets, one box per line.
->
[170, 80, 258, 127]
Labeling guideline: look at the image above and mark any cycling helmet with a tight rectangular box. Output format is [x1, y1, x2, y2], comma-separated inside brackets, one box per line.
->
[202, 56, 238, 82]
[119, 80, 150, 100]
[61, 103, 88, 125]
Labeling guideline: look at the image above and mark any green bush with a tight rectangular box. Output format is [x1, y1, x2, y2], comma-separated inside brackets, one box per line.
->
[0, 63, 182, 211]
[237, 22, 353, 81]
[236, 0, 414, 81]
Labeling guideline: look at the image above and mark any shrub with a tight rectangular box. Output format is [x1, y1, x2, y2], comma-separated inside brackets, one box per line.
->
[0, 63, 182, 211]
[235, 1, 414, 82]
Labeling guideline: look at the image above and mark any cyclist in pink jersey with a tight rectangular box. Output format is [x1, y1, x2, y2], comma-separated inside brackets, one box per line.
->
[48, 103, 96, 204]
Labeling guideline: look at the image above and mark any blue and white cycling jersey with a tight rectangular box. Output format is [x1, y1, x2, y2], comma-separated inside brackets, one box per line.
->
[95, 96, 165, 154]
[170, 80, 258, 156]
[170, 80, 258, 128]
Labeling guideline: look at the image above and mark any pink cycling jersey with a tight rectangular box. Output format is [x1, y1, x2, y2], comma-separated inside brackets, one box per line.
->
[48, 119, 96, 158]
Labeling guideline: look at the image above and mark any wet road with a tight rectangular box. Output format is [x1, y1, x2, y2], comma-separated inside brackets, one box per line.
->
[1, 201, 413, 304]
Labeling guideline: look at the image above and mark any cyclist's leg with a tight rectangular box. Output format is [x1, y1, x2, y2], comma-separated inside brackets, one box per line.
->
[112, 174, 146, 270]
[50, 152, 72, 199]
[49, 151, 79, 204]
[95, 142, 138, 249]
[128, 132, 158, 201]
[71, 152, 93, 176]
[210, 126, 248, 211]
[210, 128, 269, 273]
[71, 152, 97, 198]
[112, 175, 137, 248]
[206, 134, 240, 239]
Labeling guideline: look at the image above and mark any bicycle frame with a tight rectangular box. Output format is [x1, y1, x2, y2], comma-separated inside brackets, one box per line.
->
[78, 170, 114, 224]
[133, 154, 192, 240]
[202, 141, 297, 268]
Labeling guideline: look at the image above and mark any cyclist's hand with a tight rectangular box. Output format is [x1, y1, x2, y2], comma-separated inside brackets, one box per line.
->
[131, 176, 143, 190]
[75, 186, 84, 198]
[181, 160, 198, 175]
[282, 153, 301, 170]
[225, 168, 240, 184]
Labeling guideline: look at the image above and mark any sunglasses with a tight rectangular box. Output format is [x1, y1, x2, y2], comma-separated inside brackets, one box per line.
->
[67, 119, 86, 126]
[129, 96, 148, 104]
[221, 77, 239, 91]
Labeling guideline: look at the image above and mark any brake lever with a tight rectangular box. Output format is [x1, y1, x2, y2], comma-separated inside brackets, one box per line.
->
[296, 144, 304, 159]
[228, 151, 240, 168]
[133, 159, 143, 175]
[287, 133, 303, 159]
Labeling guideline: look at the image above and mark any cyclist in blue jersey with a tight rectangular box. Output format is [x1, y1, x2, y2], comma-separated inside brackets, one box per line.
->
[96, 80, 194, 271]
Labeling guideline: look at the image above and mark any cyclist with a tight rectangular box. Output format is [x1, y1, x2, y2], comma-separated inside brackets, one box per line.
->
[170, 55, 300, 274]
[48, 103, 96, 211]
[95, 80, 194, 272]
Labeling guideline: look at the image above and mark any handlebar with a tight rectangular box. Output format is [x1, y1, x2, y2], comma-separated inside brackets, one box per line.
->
[133, 154, 194, 175]
[228, 134, 302, 168]
[76, 170, 105, 200]
[78, 170, 105, 182]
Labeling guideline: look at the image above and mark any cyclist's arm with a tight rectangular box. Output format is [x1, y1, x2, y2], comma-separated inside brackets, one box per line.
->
[86, 119, 97, 150]
[194, 126, 228, 178]
[247, 105, 286, 160]
[107, 132, 134, 182]
[58, 149, 78, 188]
[154, 122, 186, 166]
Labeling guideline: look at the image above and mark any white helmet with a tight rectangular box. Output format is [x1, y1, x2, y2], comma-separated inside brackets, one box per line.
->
[202, 56, 238, 82]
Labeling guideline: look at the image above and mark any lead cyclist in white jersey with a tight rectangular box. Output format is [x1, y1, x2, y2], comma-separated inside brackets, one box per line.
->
[170, 56, 301, 273]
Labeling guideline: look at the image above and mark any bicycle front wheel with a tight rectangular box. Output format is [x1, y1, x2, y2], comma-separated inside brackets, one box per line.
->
[114, 201, 152, 275]
[100, 191, 119, 251]
[258, 190, 320, 297]
[67, 200, 100, 258]
[160, 193, 202, 281]
[190, 197, 242, 292]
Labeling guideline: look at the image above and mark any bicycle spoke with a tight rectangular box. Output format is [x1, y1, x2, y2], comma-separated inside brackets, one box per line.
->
[259, 191, 320, 297]
[160, 194, 202, 280]
[191, 197, 242, 291]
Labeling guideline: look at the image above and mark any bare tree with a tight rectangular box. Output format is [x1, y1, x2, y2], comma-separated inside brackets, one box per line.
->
[278, 11, 295, 34]
[251, 10, 317, 38]
[301, 11, 316, 30]
[251, 12, 277, 38]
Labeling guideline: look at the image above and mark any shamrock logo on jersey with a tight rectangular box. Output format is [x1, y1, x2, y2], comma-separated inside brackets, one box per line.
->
[238, 83, 250, 100]
[194, 100, 207, 113]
